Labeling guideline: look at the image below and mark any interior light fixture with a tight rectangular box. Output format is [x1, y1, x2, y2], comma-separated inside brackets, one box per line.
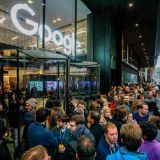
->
[28, 0, 33, 4]
[53, 20, 56, 23]
[0, 17, 6, 23]
[56, 46, 63, 50]
[80, 42, 85, 44]
[139, 35, 142, 38]
[135, 23, 139, 27]
[29, 44, 37, 47]
[141, 43, 144, 46]
[57, 18, 61, 21]
[128, 3, 134, 7]
[77, 30, 86, 34]
[142, 48, 146, 51]
[12, 36, 19, 40]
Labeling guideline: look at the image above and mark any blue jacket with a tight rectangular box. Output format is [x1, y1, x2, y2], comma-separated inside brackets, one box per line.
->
[97, 135, 119, 160]
[73, 124, 95, 143]
[65, 124, 95, 160]
[133, 112, 149, 124]
[106, 147, 147, 160]
[28, 122, 58, 155]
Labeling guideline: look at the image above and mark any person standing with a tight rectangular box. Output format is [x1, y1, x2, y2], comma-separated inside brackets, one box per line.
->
[22, 98, 37, 149]
[139, 122, 160, 160]
[28, 107, 58, 158]
[76, 136, 96, 160]
[107, 123, 147, 160]
[97, 122, 119, 160]
[133, 103, 149, 124]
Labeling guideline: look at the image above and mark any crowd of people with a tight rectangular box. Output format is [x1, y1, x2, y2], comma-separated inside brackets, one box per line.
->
[0, 84, 160, 160]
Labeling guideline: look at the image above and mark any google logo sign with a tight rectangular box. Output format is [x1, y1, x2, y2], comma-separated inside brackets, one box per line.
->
[11, 4, 81, 55]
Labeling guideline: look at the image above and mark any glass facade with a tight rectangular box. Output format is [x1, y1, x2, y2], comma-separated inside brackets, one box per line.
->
[0, 0, 100, 105]
[0, 0, 90, 59]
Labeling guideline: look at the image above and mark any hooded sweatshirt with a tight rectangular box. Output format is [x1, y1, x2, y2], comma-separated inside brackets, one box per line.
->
[139, 140, 160, 160]
[106, 147, 147, 160]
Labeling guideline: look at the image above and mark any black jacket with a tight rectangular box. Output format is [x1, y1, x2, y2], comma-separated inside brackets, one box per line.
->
[65, 124, 95, 160]
[90, 123, 104, 145]
[0, 140, 12, 160]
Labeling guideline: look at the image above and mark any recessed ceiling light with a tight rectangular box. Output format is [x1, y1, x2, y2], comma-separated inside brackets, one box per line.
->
[53, 20, 57, 23]
[0, 17, 6, 23]
[57, 18, 61, 21]
[12, 36, 19, 40]
[28, 0, 33, 4]
[135, 23, 139, 27]
[141, 43, 144, 46]
[128, 3, 134, 7]
[139, 35, 142, 38]
[142, 48, 146, 51]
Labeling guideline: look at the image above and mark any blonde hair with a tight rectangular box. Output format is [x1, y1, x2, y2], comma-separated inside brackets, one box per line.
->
[104, 122, 117, 134]
[99, 106, 112, 125]
[103, 106, 111, 114]
[120, 123, 142, 151]
[21, 145, 48, 160]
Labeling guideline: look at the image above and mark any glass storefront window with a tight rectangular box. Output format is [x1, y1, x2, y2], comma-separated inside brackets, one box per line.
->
[0, 0, 91, 60]
[77, 0, 91, 60]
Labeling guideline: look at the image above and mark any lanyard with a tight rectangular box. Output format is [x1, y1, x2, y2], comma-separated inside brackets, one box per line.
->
[59, 128, 67, 143]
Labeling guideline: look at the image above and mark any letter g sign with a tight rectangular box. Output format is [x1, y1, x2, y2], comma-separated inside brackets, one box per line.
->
[11, 4, 38, 36]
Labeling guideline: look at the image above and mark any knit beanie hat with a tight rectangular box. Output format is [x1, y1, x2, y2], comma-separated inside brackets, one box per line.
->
[26, 98, 37, 107]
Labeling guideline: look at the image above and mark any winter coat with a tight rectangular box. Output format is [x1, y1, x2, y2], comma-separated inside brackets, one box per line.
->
[90, 123, 104, 145]
[28, 122, 58, 157]
[65, 124, 95, 160]
[107, 147, 147, 160]
[97, 135, 119, 160]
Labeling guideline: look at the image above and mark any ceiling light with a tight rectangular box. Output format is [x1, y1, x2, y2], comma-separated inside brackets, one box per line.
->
[141, 43, 144, 46]
[135, 23, 139, 27]
[128, 3, 133, 7]
[57, 18, 61, 21]
[56, 47, 63, 50]
[12, 36, 19, 40]
[29, 44, 37, 47]
[53, 20, 57, 23]
[80, 42, 85, 44]
[0, 17, 6, 23]
[142, 48, 146, 51]
[77, 30, 86, 34]
[28, 0, 33, 4]
[139, 35, 142, 38]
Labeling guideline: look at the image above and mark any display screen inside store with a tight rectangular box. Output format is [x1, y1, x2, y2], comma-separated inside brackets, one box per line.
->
[29, 81, 43, 91]
[45, 81, 63, 91]
[29, 80, 63, 92]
